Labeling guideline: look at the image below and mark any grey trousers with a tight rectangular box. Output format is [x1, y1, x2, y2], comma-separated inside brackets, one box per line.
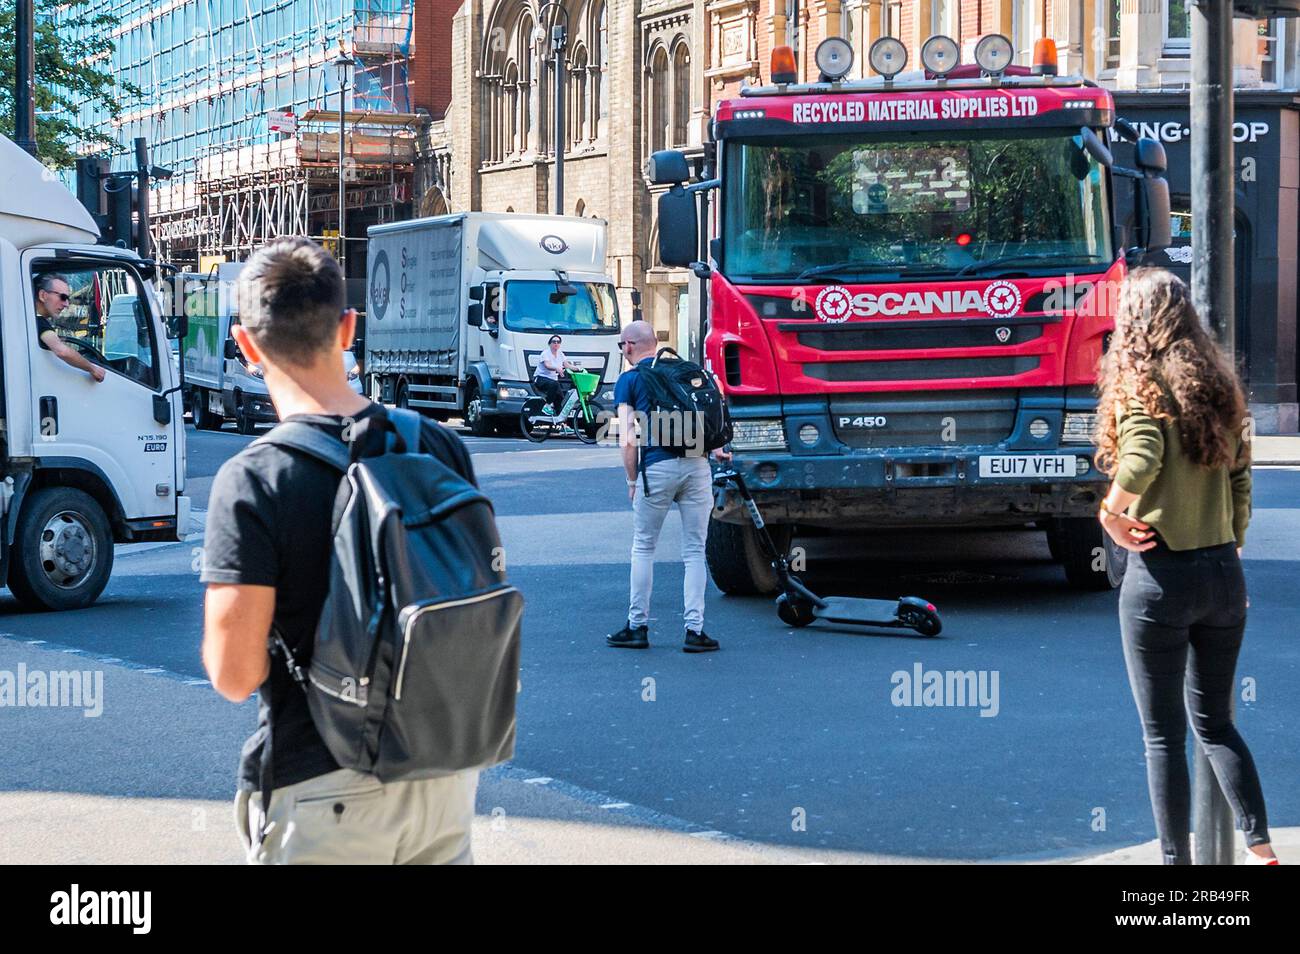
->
[629, 455, 713, 632]
[235, 766, 479, 865]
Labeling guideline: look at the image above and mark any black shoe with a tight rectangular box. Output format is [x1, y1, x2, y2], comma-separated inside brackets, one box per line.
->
[684, 629, 719, 653]
[606, 622, 649, 649]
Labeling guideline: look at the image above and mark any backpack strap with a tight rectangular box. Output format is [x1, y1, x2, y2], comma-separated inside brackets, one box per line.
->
[254, 422, 351, 472]
[387, 406, 423, 455]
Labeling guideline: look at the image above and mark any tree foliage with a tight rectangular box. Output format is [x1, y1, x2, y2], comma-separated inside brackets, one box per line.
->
[0, 1, 141, 168]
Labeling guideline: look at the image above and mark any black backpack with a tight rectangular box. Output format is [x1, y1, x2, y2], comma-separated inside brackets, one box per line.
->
[253, 408, 522, 826]
[633, 347, 732, 491]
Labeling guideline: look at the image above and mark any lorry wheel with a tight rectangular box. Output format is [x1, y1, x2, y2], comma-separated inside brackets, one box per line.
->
[191, 389, 218, 430]
[7, 488, 114, 612]
[236, 405, 257, 435]
[465, 384, 496, 437]
[1051, 517, 1127, 590]
[394, 382, 410, 410]
[706, 518, 791, 596]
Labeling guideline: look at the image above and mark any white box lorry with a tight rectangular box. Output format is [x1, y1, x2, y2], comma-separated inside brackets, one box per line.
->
[179, 263, 276, 434]
[0, 134, 188, 610]
[365, 212, 622, 435]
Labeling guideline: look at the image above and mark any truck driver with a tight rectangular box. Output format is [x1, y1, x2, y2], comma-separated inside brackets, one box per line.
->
[34, 273, 105, 382]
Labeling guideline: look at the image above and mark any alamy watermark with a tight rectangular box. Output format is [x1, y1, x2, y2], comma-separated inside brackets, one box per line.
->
[890, 663, 1000, 718]
[0, 665, 104, 717]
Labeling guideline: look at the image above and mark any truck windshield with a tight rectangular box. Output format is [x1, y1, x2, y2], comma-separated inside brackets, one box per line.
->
[722, 130, 1112, 282]
[503, 280, 619, 334]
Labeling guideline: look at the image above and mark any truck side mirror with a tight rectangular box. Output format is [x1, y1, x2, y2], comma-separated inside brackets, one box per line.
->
[467, 303, 483, 327]
[646, 150, 691, 186]
[152, 393, 172, 426]
[223, 338, 238, 361]
[657, 186, 698, 268]
[468, 285, 485, 302]
[1139, 175, 1172, 253]
[1135, 137, 1167, 174]
[166, 313, 189, 340]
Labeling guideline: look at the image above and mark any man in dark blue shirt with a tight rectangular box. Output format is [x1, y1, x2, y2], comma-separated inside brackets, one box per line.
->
[607, 320, 730, 653]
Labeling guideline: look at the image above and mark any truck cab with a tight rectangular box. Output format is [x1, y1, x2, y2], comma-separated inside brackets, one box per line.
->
[1, 135, 187, 610]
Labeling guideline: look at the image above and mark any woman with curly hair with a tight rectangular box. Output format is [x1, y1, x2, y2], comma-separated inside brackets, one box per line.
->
[1096, 267, 1276, 865]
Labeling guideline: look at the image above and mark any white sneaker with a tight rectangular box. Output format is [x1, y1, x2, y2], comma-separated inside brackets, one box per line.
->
[1245, 849, 1280, 865]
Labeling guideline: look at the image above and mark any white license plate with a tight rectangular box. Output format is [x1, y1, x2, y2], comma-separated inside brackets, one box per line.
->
[978, 454, 1077, 478]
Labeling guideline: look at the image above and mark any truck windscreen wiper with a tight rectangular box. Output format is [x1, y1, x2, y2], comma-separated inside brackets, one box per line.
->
[796, 260, 939, 282]
[953, 254, 1093, 278]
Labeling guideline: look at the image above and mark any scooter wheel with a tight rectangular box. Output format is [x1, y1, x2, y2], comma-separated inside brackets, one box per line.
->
[776, 593, 817, 628]
[898, 601, 942, 637]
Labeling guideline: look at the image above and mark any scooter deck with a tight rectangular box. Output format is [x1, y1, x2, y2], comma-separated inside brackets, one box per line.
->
[812, 596, 903, 626]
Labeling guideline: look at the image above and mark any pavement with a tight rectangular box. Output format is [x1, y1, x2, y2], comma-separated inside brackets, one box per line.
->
[1254, 434, 1300, 465]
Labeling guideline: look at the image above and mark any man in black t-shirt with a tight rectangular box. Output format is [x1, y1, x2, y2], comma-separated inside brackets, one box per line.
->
[201, 237, 480, 864]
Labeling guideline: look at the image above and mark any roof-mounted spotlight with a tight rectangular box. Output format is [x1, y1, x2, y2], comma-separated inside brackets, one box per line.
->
[973, 33, 1014, 77]
[920, 34, 960, 78]
[868, 36, 907, 81]
[815, 36, 854, 82]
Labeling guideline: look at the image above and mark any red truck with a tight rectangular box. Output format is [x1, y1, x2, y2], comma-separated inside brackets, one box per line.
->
[648, 33, 1171, 594]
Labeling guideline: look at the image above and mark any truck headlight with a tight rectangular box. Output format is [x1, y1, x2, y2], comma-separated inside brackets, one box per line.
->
[347, 366, 360, 381]
[246, 363, 264, 378]
[731, 419, 787, 451]
[601, 389, 615, 402]
[1062, 412, 1098, 444]
[497, 385, 529, 399]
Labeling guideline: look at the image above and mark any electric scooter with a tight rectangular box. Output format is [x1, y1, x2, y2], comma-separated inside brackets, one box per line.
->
[712, 467, 943, 637]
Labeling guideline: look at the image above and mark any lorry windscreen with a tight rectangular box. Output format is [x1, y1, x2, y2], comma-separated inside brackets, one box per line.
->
[503, 281, 619, 334]
[721, 130, 1112, 283]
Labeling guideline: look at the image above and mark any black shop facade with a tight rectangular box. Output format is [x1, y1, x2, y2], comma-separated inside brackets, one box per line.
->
[1112, 90, 1300, 434]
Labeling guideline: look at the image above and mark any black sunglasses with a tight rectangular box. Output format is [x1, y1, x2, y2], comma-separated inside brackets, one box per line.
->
[46, 291, 70, 302]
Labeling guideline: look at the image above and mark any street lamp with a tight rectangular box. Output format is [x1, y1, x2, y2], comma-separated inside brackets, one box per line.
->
[538, 2, 569, 215]
[332, 48, 356, 275]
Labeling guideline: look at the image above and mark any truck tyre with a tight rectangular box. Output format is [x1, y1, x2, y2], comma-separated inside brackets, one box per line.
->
[7, 487, 114, 611]
[235, 402, 257, 435]
[706, 517, 791, 596]
[191, 389, 220, 431]
[465, 383, 496, 437]
[394, 381, 410, 410]
[1050, 517, 1126, 590]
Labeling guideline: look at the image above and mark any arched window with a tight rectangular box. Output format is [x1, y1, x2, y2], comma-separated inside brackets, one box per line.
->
[504, 63, 519, 156]
[672, 42, 690, 147]
[593, 3, 607, 141]
[519, 14, 534, 153]
[575, 198, 586, 217]
[649, 45, 669, 154]
[570, 45, 588, 146]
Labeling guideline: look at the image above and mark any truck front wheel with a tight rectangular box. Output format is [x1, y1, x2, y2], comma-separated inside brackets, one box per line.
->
[465, 383, 496, 437]
[706, 517, 791, 596]
[8, 488, 114, 611]
[1050, 517, 1127, 590]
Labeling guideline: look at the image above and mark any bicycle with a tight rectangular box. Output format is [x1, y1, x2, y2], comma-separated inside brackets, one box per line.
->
[519, 368, 606, 444]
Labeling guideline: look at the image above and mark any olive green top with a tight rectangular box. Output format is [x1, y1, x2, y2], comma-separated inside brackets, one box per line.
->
[1114, 398, 1251, 551]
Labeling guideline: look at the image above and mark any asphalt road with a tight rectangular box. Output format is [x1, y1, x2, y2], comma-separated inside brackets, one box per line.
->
[3, 419, 1296, 861]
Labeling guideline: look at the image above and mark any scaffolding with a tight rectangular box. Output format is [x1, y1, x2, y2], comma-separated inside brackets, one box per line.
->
[57, 1, 420, 265]
[191, 112, 420, 262]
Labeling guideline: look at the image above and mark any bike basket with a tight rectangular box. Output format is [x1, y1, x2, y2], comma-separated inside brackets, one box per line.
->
[571, 371, 601, 399]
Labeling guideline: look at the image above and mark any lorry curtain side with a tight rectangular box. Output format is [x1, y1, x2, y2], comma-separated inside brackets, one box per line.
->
[366, 219, 464, 377]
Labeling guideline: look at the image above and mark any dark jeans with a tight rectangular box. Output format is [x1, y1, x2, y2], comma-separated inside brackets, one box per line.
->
[1119, 540, 1270, 864]
[533, 375, 563, 408]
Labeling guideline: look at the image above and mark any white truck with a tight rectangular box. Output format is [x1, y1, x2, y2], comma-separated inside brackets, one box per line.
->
[0, 134, 188, 610]
[180, 263, 275, 434]
[365, 212, 622, 435]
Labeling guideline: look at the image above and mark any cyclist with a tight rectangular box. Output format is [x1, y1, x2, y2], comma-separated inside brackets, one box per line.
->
[533, 335, 581, 414]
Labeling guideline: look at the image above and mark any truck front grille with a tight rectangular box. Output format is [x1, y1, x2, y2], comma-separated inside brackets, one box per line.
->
[804, 356, 1039, 382]
[828, 390, 1018, 448]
